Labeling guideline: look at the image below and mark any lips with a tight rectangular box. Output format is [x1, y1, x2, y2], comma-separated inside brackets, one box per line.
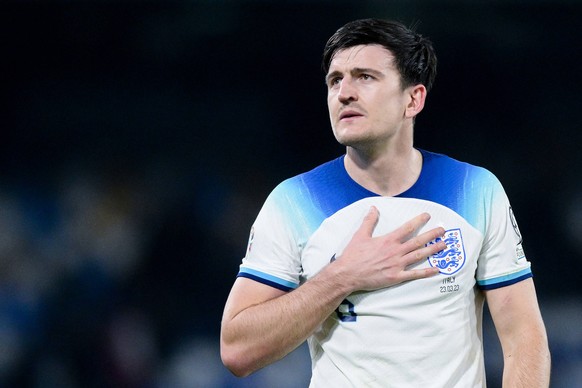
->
[339, 110, 363, 120]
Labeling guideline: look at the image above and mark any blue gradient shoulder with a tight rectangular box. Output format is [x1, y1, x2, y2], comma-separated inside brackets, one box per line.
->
[403, 150, 506, 233]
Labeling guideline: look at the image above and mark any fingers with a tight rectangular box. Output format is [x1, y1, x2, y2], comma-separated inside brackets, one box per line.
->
[356, 208, 444, 249]
[384, 212, 446, 279]
[396, 227, 446, 282]
[401, 224, 446, 254]
[391, 212, 435, 243]
[383, 211, 446, 256]
[354, 206, 380, 239]
[405, 236, 446, 263]
[395, 225, 446, 283]
[400, 266, 440, 282]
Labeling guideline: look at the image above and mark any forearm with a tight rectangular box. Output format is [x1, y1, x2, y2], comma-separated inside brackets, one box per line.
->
[502, 329, 551, 388]
[221, 266, 351, 376]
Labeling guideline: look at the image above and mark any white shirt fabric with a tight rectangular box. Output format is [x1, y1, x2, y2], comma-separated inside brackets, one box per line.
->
[237, 149, 531, 387]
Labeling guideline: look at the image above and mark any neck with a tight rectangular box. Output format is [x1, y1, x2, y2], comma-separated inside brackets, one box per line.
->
[344, 144, 422, 197]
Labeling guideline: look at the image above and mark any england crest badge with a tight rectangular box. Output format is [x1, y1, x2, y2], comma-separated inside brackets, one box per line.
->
[426, 228, 466, 275]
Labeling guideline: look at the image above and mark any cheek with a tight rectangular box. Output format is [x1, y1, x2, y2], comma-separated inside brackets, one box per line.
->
[327, 96, 338, 119]
[327, 93, 336, 109]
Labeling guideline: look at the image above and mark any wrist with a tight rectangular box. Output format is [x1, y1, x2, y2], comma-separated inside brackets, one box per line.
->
[315, 259, 356, 298]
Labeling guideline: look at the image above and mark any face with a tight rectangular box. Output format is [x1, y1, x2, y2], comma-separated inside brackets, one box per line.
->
[326, 44, 412, 150]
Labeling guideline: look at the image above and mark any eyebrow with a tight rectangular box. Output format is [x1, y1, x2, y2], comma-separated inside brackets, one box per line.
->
[325, 67, 385, 84]
[325, 70, 343, 84]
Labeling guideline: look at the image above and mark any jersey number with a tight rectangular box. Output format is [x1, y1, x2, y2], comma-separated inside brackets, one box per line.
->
[335, 298, 357, 322]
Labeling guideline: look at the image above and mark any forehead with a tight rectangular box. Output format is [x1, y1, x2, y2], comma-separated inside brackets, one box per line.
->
[328, 44, 396, 72]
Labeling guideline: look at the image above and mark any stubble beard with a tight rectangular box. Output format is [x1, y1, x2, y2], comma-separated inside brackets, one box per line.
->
[334, 125, 393, 158]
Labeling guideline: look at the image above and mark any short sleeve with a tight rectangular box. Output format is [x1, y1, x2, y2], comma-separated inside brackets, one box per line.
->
[237, 180, 306, 291]
[476, 174, 532, 290]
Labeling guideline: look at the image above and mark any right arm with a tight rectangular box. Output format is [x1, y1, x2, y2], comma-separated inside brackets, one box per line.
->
[220, 207, 446, 376]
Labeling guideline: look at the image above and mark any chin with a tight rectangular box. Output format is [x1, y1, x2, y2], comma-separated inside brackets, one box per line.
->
[334, 128, 366, 145]
[334, 130, 368, 145]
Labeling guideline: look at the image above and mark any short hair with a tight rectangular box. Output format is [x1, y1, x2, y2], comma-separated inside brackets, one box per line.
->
[322, 19, 437, 92]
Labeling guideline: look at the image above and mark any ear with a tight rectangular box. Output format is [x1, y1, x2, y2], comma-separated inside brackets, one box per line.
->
[404, 84, 427, 119]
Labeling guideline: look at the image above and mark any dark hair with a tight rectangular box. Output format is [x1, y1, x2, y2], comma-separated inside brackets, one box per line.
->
[322, 19, 437, 92]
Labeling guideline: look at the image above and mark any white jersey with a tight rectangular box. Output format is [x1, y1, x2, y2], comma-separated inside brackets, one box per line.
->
[238, 149, 531, 387]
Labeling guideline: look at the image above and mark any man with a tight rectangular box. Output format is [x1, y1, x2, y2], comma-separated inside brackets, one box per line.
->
[220, 18, 550, 387]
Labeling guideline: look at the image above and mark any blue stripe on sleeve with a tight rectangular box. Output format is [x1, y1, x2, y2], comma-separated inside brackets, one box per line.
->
[477, 268, 533, 290]
[237, 268, 298, 292]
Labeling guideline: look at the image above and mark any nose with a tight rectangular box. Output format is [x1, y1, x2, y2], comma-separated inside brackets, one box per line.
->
[338, 78, 357, 104]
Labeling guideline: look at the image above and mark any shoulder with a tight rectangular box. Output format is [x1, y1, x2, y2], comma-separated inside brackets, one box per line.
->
[421, 149, 501, 187]
[289, 156, 345, 185]
[270, 156, 345, 199]
[256, 157, 345, 237]
[261, 156, 344, 211]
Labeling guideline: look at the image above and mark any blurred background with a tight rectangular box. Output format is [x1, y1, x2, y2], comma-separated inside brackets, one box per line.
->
[1, 1, 581, 387]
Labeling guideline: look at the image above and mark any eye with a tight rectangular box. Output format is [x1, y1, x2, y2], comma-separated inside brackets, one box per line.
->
[360, 74, 373, 81]
[327, 76, 342, 88]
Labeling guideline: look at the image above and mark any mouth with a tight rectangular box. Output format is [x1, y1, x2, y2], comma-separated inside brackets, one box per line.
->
[339, 110, 363, 121]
